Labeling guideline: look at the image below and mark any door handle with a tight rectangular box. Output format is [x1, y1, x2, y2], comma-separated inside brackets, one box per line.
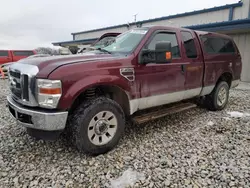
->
[181, 64, 185, 74]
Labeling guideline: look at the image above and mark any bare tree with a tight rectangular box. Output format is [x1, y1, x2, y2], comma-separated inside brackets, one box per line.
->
[35, 47, 59, 55]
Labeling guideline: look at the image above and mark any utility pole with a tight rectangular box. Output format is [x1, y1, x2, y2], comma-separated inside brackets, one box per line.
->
[133, 14, 138, 23]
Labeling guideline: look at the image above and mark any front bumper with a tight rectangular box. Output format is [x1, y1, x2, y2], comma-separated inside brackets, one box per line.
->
[7, 96, 68, 131]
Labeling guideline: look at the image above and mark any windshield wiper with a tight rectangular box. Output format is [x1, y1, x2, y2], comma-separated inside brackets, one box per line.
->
[89, 47, 111, 54]
[96, 48, 112, 54]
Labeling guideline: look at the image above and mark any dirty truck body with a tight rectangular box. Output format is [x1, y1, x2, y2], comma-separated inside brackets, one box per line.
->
[7, 26, 242, 155]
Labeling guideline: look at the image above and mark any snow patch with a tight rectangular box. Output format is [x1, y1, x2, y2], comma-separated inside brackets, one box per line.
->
[110, 168, 145, 188]
[227, 111, 250, 118]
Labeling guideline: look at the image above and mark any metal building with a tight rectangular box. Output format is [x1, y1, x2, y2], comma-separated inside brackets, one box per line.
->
[53, 0, 250, 82]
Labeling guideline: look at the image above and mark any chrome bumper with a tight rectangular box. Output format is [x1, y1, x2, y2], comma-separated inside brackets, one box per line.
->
[7, 96, 68, 131]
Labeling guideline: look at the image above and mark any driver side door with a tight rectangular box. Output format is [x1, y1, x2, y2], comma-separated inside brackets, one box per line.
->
[135, 30, 185, 110]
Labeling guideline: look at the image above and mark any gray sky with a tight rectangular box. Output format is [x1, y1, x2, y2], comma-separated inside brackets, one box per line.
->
[0, 0, 237, 49]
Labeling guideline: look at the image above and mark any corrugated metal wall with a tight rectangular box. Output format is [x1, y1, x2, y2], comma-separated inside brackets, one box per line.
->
[230, 33, 250, 82]
[233, 2, 250, 20]
[74, 9, 230, 40]
[143, 9, 230, 28]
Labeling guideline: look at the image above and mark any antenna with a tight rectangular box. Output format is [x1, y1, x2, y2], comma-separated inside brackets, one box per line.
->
[133, 13, 138, 23]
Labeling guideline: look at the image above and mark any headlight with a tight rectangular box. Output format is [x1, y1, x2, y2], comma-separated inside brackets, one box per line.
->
[36, 79, 62, 109]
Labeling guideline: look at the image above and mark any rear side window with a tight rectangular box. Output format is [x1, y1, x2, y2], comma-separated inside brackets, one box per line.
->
[181, 31, 197, 58]
[13, 51, 34, 56]
[0, 51, 8, 57]
[201, 36, 235, 54]
[147, 33, 181, 58]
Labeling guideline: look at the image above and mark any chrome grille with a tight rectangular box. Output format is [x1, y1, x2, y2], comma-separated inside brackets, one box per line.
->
[22, 75, 29, 101]
[8, 63, 39, 107]
[10, 86, 22, 99]
[9, 70, 22, 100]
[9, 70, 21, 79]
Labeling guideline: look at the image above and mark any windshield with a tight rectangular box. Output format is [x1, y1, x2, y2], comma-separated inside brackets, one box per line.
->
[102, 28, 148, 53]
[93, 36, 116, 49]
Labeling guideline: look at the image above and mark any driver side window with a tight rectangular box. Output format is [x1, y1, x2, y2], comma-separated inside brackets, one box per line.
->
[147, 33, 181, 58]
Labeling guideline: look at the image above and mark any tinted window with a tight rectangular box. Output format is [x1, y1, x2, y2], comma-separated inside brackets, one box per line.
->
[13, 51, 34, 56]
[201, 36, 235, 54]
[0, 51, 8, 57]
[148, 33, 181, 58]
[181, 31, 197, 58]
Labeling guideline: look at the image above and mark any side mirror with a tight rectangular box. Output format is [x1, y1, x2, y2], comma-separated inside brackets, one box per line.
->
[155, 41, 172, 63]
[140, 41, 172, 64]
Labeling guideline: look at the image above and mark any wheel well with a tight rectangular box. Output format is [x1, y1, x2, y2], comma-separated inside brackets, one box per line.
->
[69, 85, 130, 116]
[217, 72, 232, 88]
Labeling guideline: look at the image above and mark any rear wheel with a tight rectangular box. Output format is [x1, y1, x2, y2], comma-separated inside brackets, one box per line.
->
[204, 81, 229, 111]
[68, 97, 125, 155]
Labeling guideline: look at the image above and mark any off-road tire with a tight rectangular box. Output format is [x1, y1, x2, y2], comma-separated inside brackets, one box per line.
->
[204, 81, 229, 111]
[67, 97, 125, 155]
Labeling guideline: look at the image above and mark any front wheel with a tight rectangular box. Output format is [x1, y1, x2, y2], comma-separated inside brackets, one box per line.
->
[68, 97, 125, 155]
[204, 81, 229, 111]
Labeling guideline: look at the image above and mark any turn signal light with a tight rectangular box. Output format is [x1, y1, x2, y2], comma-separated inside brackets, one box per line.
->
[39, 88, 61, 95]
[166, 52, 172, 60]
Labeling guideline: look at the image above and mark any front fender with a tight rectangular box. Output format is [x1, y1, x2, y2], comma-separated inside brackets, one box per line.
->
[58, 75, 132, 110]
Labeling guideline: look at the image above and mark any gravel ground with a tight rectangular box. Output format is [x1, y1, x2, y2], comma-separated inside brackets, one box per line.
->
[1, 79, 250, 188]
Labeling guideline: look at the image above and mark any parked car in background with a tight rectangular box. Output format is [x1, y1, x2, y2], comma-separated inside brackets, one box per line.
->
[0, 54, 51, 78]
[7, 26, 242, 155]
[0, 50, 36, 65]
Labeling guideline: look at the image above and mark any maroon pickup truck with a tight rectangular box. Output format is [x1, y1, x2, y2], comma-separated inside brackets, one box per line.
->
[7, 26, 242, 155]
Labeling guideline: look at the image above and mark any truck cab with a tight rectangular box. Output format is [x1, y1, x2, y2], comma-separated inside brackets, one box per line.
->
[7, 26, 242, 155]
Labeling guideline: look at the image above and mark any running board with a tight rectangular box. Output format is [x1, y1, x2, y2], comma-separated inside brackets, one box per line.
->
[133, 103, 197, 124]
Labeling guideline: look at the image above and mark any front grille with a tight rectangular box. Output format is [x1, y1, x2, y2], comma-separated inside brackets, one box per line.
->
[9, 70, 21, 79]
[10, 87, 22, 99]
[9, 70, 29, 101]
[9, 71, 22, 100]
[22, 75, 29, 100]
[8, 63, 39, 107]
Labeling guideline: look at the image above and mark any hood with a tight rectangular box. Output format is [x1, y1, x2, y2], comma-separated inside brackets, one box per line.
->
[18, 52, 120, 78]
[1, 62, 15, 67]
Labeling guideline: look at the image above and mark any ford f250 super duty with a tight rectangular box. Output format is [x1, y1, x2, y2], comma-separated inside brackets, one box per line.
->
[7, 26, 242, 155]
